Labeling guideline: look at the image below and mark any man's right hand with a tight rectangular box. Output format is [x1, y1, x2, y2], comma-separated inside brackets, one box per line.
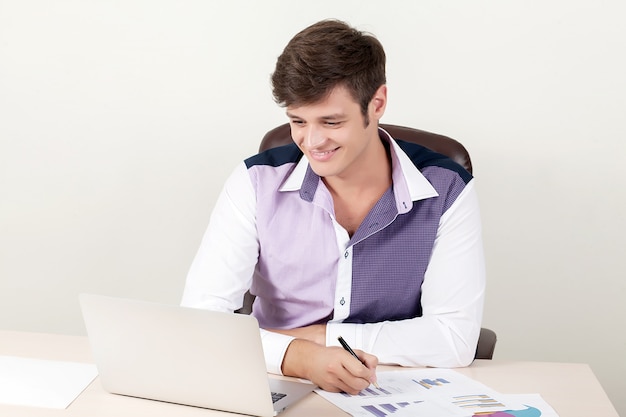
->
[281, 338, 378, 394]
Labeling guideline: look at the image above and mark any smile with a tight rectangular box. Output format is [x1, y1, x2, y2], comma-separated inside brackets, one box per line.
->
[309, 147, 339, 161]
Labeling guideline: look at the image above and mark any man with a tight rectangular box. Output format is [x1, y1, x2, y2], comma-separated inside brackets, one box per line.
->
[181, 19, 485, 394]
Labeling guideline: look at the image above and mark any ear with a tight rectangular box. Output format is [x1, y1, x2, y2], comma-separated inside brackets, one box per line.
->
[369, 84, 387, 122]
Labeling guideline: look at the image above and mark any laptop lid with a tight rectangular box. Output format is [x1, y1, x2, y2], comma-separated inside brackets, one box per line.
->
[79, 294, 314, 417]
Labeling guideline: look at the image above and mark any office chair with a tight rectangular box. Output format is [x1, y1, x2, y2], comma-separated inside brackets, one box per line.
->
[238, 122, 497, 360]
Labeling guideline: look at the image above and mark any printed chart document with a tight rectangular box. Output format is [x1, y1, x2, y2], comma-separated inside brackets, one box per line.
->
[316, 368, 559, 417]
[0, 356, 98, 409]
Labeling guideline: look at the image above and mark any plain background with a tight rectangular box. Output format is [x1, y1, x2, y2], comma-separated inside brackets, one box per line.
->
[1, 0, 624, 413]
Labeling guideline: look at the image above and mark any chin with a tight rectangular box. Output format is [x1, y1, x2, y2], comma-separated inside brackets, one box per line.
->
[309, 165, 340, 179]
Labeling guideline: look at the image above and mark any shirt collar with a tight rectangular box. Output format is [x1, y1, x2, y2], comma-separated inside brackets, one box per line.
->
[279, 127, 439, 212]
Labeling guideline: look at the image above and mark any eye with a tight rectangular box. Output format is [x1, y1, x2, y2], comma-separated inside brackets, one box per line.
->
[290, 119, 305, 126]
[325, 121, 342, 127]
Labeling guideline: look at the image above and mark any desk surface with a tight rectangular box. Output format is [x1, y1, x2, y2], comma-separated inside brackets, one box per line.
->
[0, 330, 618, 417]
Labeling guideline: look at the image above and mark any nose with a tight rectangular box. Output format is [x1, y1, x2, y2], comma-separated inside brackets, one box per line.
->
[303, 125, 325, 149]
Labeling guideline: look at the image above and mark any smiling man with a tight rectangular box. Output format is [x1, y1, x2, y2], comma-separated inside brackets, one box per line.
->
[181, 19, 485, 394]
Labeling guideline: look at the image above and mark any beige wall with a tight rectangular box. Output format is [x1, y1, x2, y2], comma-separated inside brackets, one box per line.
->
[1, 0, 624, 413]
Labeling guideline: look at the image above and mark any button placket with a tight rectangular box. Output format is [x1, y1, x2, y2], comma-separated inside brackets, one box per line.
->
[329, 216, 352, 323]
[334, 247, 352, 320]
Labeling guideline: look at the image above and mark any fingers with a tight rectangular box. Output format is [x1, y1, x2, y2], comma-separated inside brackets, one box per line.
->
[332, 359, 371, 393]
[281, 340, 379, 394]
[354, 349, 379, 371]
[354, 349, 379, 386]
[338, 350, 378, 392]
[313, 347, 377, 394]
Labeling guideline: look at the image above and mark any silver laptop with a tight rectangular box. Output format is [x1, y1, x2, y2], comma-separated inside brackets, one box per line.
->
[79, 294, 315, 416]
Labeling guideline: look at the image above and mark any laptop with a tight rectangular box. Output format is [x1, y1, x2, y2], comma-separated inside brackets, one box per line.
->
[79, 294, 315, 416]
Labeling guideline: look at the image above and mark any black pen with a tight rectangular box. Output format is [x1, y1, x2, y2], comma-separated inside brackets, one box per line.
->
[337, 336, 380, 389]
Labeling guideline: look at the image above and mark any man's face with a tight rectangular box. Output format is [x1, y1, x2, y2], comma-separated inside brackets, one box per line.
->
[286, 85, 385, 181]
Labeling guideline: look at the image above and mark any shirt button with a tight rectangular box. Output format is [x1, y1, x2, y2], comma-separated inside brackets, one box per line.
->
[344, 251, 349, 258]
[340, 297, 346, 306]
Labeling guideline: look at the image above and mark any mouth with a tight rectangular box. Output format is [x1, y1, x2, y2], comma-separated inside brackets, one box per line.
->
[309, 147, 339, 161]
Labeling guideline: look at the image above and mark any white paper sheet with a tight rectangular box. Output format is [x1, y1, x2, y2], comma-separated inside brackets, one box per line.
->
[0, 355, 98, 409]
[316, 368, 559, 417]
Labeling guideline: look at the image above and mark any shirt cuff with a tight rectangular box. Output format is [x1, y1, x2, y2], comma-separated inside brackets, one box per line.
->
[326, 322, 363, 350]
[259, 329, 296, 376]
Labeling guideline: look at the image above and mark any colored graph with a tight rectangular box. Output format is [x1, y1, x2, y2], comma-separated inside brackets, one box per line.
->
[362, 401, 423, 416]
[453, 394, 505, 409]
[413, 377, 451, 389]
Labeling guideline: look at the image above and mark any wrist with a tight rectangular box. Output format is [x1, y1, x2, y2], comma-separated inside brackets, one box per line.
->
[281, 338, 319, 380]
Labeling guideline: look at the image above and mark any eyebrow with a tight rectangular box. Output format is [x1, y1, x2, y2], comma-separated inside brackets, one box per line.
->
[286, 112, 346, 121]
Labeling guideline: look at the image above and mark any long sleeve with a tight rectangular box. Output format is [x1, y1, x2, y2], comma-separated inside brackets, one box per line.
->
[180, 162, 296, 375]
[181, 162, 259, 312]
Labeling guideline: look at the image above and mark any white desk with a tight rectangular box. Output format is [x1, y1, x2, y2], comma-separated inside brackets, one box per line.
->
[0, 330, 618, 416]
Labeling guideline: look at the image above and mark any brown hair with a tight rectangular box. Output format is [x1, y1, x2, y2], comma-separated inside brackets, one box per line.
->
[271, 19, 386, 122]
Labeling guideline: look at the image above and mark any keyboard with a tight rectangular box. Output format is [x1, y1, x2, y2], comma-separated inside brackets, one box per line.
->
[271, 392, 287, 403]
